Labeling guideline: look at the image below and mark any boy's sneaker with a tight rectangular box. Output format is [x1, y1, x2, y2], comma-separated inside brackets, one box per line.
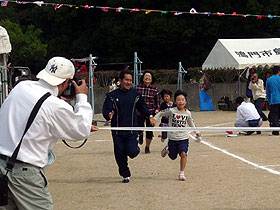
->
[122, 177, 130, 183]
[161, 145, 169, 157]
[179, 174, 186, 181]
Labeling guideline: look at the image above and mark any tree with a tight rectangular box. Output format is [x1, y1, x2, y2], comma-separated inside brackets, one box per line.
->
[0, 19, 47, 72]
[1, 1, 280, 71]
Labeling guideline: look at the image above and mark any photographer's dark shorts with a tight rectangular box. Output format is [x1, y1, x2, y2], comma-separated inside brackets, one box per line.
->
[168, 139, 189, 160]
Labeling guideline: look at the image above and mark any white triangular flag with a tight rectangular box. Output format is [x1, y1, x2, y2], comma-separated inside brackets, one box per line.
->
[33, 1, 44, 6]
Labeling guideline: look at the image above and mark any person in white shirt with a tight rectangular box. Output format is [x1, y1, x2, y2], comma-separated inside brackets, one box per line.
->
[0, 57, 98, 210]
[248, 73, 268, 121]
[234, 96, 262, 135]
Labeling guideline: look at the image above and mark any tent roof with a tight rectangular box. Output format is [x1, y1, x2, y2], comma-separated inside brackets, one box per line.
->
[202, 38, 280, 70]
[0, 26, 11, 54]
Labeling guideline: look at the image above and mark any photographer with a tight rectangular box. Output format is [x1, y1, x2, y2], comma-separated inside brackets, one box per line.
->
[0, 57, 98, 210]
[248, 73, 268, 122]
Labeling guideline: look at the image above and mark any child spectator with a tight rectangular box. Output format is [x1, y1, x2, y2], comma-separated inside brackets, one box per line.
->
[108, 77, 117, 92]
[151, 90, 201, 181]
[159, 89, 176, 142]
[104, 77, 118, 126]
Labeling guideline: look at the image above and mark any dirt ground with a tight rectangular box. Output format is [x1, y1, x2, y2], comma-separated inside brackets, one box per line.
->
[46, 110, 280, 210]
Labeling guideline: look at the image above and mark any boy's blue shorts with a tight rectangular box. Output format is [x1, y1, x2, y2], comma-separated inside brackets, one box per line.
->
[168, 139, 189, 160]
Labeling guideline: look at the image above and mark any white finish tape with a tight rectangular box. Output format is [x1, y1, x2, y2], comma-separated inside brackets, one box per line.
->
[98, 126, 280, 132]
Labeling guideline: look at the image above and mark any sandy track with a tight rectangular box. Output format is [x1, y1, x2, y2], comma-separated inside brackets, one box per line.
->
[46, 110, 280, 210]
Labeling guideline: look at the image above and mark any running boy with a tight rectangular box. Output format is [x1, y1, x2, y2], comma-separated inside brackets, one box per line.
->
[151, 90, 201, 181]
[159, 89, 176, 142]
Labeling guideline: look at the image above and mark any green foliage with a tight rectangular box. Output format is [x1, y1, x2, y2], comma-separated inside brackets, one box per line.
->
[0, 19, 47, 69]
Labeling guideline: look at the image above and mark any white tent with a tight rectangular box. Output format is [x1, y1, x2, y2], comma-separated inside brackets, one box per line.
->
[202, 38, 280, 70]
[0, 26, 11, 107]
[0, 26, 12, 54]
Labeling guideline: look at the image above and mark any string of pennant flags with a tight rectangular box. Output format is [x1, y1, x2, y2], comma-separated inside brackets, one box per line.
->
[0, 0, 279, 20]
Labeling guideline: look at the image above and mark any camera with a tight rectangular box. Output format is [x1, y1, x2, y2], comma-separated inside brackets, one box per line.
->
[0, 173, 8, 206]
[61, 78, 82, 98]
[251, 76, 256, 81]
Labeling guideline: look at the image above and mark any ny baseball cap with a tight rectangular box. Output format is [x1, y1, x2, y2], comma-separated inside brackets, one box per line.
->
[36, 57, 75, 86]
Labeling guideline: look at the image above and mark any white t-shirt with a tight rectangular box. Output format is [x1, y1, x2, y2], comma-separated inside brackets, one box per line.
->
[0, 80, 93, 168]
[154, 107, 198, 141]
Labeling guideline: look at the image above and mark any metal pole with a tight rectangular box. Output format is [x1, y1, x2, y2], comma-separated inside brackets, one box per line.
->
[177, 62, 182, 90]
[238, 73, 241, 96]
[0, 64, 3, 106]
[133, 52, 143, 87]
[177, 62, 187, 90]
[139, 57, 142, 81]
[88, 57, 91, 104]
[3, 54, 8, 100]
[89, 54, 94, 114]
[134, 52, 138, 86]
[238, 68, 248, 96]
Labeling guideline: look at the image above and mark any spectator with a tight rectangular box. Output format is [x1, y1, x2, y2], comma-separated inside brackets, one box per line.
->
[248, 73, 268, 121]
[245, 68, 254, 101]
[123, 64, 129, 70]
[266, 66, 280, 136]
[104, 77, 118, 126]
[135, 71, 161, 154]
[234, 96, 262, 135]
[159, 89, 176, 142]
[264, 72, 272, 87]
[108, 77, 117, 92]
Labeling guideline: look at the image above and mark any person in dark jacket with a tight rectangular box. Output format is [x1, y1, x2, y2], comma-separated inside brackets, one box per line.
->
[102, 70, 151, 183]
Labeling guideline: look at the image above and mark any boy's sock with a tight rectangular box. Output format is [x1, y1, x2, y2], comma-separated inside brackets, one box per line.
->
[179, 171, 186, 181]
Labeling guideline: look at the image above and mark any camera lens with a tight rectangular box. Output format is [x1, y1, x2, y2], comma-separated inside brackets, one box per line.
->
[61, 79, 77, 98]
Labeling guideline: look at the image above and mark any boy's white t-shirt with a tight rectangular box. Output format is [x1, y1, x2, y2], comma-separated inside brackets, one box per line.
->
[154, 107, 197, 141]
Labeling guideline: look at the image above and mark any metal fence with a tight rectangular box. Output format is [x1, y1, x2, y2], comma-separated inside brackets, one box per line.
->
[0, 54, 9, 107]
